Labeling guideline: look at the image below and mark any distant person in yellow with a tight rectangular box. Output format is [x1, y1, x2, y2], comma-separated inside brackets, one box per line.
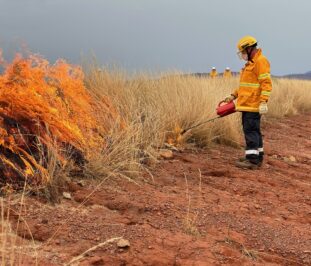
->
[224, 36, 272, 170]
[223, 67, 232, 78]
[209, 67, 218, 78]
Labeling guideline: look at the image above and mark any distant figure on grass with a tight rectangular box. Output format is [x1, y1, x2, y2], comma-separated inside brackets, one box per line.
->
[224, 35, 272, 170]
[223, 67, 232, 78]
[209, 67, 218, 78]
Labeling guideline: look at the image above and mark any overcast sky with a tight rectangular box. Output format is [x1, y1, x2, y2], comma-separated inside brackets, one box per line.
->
[0, 0, 310, 75]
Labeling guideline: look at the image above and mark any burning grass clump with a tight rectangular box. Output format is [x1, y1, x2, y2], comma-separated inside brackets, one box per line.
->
[0, 53, 123, 191]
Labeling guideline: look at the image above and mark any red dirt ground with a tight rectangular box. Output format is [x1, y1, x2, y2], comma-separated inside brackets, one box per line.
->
[5, 114, 311, 265]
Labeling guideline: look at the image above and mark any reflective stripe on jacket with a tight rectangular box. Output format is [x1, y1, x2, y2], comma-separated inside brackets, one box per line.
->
[232, 49, 272, 112]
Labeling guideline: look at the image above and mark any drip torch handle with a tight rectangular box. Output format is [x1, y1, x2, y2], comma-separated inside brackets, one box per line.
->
[218, 100, 226, 106]
[218, 100, 233, 106]
[180, 116, 220, 135]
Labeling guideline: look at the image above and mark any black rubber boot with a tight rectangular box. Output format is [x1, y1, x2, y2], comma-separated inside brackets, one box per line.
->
[235, 159, 259, 170]
[239, 157, 262, 167]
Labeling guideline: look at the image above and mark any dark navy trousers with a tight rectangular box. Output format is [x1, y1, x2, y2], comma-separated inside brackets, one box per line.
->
[242, 112, 264, 164]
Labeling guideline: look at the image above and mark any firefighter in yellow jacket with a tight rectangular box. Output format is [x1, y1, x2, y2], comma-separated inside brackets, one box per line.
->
[223, 67, 232, 78]
[209, 67, 218, 78]
[224, 36, 272, 169]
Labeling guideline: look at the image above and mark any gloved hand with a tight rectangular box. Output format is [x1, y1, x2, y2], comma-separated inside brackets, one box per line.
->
[259, 102, 268, 114]
[224, 95, 235, 103]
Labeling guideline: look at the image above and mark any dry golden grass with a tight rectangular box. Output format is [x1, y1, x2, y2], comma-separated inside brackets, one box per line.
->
[182, 171, 203, 237]
[84, 66, 240, 180]
[269, 78, 311, 116]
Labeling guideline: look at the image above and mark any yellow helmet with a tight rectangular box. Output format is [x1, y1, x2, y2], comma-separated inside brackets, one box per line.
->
[237, 36, 257, 52]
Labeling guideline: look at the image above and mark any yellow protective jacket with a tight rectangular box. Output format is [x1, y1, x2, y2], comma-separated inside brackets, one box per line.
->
[232, 49, 272, 112]
[223, 70, 232, 78]
[209, 70, 218, 78]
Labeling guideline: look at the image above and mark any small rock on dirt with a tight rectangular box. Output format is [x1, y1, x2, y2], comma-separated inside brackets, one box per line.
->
[159, 149, 174, 159]
[283, 155, 296, 163]
[77, 180, 86, 187]
[62, 192, 72, 200]
[117, 238, 130, 248]
[288, 155, 296, 162]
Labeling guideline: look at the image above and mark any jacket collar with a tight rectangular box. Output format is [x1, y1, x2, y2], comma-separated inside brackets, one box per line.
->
[246, 48, 262, 65]
[252, 48, 262, 62]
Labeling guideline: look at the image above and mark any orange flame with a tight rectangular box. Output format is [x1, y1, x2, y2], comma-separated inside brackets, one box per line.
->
[166, 124, 184, 147]
[0, 52, 122, 188]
